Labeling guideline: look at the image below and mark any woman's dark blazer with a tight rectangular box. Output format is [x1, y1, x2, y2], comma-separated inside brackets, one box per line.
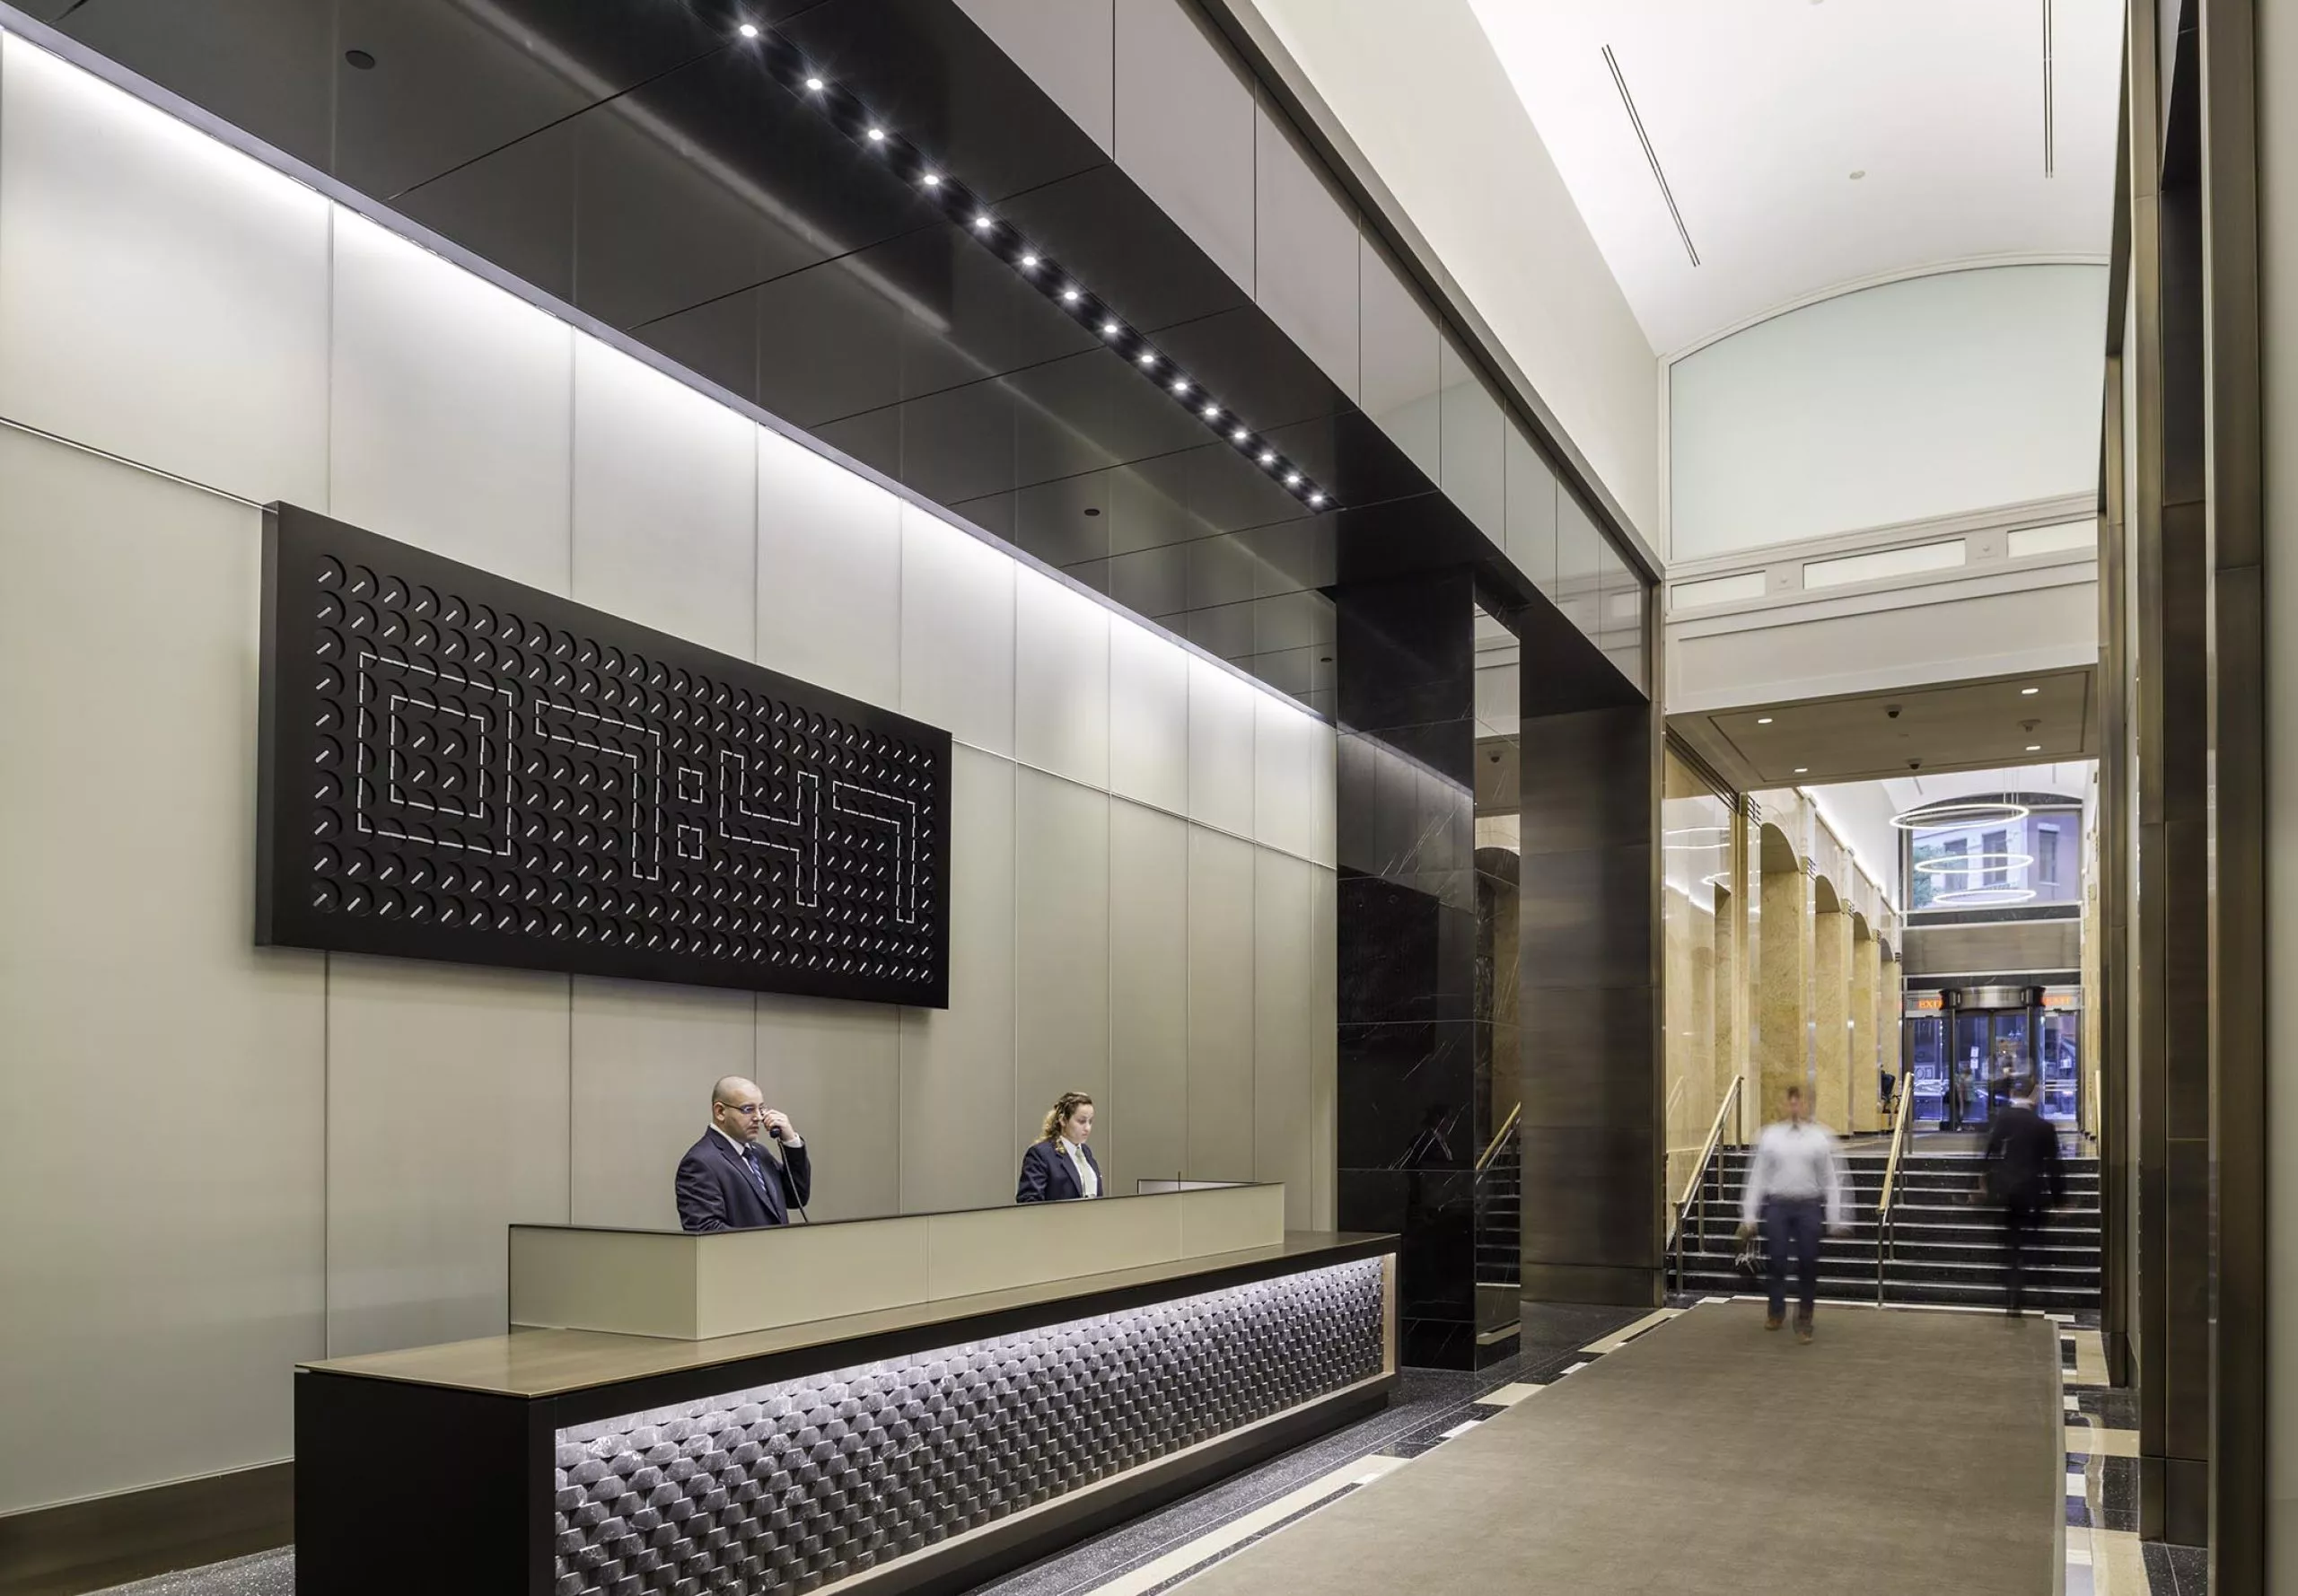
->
[1015, 1138, 1102, 1203]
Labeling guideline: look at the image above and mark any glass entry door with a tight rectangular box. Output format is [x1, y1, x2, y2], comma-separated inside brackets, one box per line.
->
[1947, 1013, 1994, 1129]
[2037, 1008, 2081, 1123]
[1905, 1014, 1945, 1124]
[1941, 1005, 2043, 1129]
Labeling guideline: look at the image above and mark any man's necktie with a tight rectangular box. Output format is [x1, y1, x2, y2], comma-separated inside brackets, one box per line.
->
[744, 1146, 770, 1199]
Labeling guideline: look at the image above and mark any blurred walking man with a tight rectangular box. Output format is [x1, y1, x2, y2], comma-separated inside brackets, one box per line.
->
[1984, 1082, 2066, 1316]
[1739, 1085, 1850, 1344]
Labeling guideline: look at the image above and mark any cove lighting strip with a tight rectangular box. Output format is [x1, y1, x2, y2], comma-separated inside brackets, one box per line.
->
[732, 19, 1337, 513]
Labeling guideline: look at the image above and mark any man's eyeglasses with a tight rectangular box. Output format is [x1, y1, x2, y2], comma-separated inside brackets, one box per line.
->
[721, 1102, 767, 1118]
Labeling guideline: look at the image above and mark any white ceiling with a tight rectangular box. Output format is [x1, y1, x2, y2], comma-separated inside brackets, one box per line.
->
[1467, 0, 2123, 354]
[1877, 760, 2096, 816]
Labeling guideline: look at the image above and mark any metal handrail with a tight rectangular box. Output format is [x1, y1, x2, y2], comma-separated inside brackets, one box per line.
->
[1874, 1074, 1916, 1304]
[1668, 1074, 1744, 1293]
[1475, 1101, 1523, 1173]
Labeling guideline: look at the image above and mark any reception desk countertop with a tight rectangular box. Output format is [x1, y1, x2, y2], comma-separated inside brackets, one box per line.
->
[301, 1230, 1392, 1399]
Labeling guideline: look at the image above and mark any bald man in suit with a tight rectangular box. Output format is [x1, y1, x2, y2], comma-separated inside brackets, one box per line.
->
[675, 1075, 812, 1231]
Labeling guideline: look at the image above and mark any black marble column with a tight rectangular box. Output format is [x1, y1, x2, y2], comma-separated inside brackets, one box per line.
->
[1333, 569, 1486, 1369]
[1513, 617, 1662, 1307]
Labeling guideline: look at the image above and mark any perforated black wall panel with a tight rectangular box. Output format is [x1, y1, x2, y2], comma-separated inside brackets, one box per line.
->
[552, 1258, 1386, 1596]
[256, 504, 951, 1006]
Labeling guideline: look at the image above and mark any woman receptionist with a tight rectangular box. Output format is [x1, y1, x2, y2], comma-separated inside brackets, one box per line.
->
[1015, 1092, 1101, 1202]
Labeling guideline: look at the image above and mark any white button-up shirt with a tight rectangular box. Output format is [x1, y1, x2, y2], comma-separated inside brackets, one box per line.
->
[1741, 1118, 1850, 1227]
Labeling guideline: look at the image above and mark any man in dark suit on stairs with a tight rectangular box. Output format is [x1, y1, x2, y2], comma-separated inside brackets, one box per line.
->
[1983, 1081, 2065, 1315]
[676, 1074, 813, 1231]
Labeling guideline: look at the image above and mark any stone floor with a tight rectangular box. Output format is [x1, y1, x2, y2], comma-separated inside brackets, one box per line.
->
[94, 1301, 2205, 1596]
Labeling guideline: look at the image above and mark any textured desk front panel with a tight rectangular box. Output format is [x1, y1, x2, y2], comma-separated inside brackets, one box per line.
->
[551, 1257, 1385, 1595]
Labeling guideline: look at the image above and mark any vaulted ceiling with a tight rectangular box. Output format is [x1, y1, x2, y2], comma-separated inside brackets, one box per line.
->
[1467, 0, 2123, 354]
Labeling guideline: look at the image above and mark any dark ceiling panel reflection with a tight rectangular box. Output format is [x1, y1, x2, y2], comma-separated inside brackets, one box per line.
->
[39, 0, 1550, 716]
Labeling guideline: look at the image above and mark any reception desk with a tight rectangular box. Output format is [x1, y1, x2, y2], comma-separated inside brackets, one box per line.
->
[296, 1186, 1398, 1596]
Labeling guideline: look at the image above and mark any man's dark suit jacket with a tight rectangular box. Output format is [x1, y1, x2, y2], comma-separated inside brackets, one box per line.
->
[676, 1130, 812, 1232]
[1015, 1139, 1102, 1203]
[1984, 1104, 2066, 1206]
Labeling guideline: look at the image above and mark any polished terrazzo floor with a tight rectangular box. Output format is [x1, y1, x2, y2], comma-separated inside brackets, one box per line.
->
[94, 1301, 2204, 1596]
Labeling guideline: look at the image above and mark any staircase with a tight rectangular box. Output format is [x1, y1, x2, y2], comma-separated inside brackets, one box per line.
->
[1476, 1135, 1522, 1290]
[1672, 1149, 2101, 1311]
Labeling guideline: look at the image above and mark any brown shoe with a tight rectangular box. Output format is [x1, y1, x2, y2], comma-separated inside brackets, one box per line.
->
[1796, 1319, 1814, 1345]
[1765, 1312, 1784, 1332]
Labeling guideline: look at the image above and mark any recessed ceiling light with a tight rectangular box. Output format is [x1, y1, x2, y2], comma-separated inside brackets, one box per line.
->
[344, 47, 377, 69]
[1019, 252, 1039, 268]
[920, 172, 941, 188]
[2026, 744, 2042, 752]
[2021, 686, 2039, 695]
[1285, 472, 1302, 487]
[1060, 286, 1080, 304]
[1232, 427, 1250, 443]
[738, 22, 761, 38]
[1308, 492, 1326, 507]
[972, 215, 993, 231]
[1756, 716, 1773, 724]
[1794, 767, 1810, 775]
[1259, 451, 1276, 465]
[1137, 351, 1157, 366]
[1171, 377, 1190, 394]
[866, 127, 886, 143]
[804, 75, 825, 92]
[1201, 403, 1220, 420]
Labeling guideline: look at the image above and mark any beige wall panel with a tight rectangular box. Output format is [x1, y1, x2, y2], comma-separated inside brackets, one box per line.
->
[754, 425, 903, 709]
[0, 434, 327, 1514]
[901, 504, 1017, 758]
[0, 38, 329, 505]
[326, 956, 571, 1357]
[1252, 849, 1317, 1227]
[569, 979, 757, 1232]
[1013, 771, 1112, 1166]
[1108, 619, 1190, 813]
[899, 749, 1016, 1214]
[755, 994, 904, 1223]
[1015, 567, 1112, 790]
[1187, 826, 1257, 1181]
[1109, 799, 1190, 1197]
[1113, 0, 1255, 294]
[571, 339, 758, 660]
[328, 211, 574, 592]
[1188, 656, 1258, 837]
[1252, 692, 1329, 864]
[952, 0, 1114, 153]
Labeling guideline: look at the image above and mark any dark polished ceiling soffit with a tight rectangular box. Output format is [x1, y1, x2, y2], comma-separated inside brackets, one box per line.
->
[33, 0, 1583, 715]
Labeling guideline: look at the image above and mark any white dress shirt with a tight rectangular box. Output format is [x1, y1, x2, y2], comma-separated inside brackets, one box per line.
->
[1058, 1136, 1101, 1198]
[1741, 1118, 1850, 1227]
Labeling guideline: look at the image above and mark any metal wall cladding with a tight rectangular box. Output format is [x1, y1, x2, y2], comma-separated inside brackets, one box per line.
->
[1901, 919, 2082, 979]
[258, 504, 952, 1006]
[553, 1259, 1386, 1595]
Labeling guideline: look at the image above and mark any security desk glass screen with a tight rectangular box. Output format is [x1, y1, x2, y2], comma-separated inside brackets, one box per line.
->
[256, 504, 951, 1006]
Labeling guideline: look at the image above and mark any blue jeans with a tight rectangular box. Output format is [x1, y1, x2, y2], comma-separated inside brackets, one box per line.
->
[1764, 1197, 1824, 1320]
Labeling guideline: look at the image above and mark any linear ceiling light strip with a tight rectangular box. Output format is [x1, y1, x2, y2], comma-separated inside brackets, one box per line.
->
[2041, 0, 2056, 178]
[732, 18, 1335, 511]
[1601, 43, 1698, 268]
